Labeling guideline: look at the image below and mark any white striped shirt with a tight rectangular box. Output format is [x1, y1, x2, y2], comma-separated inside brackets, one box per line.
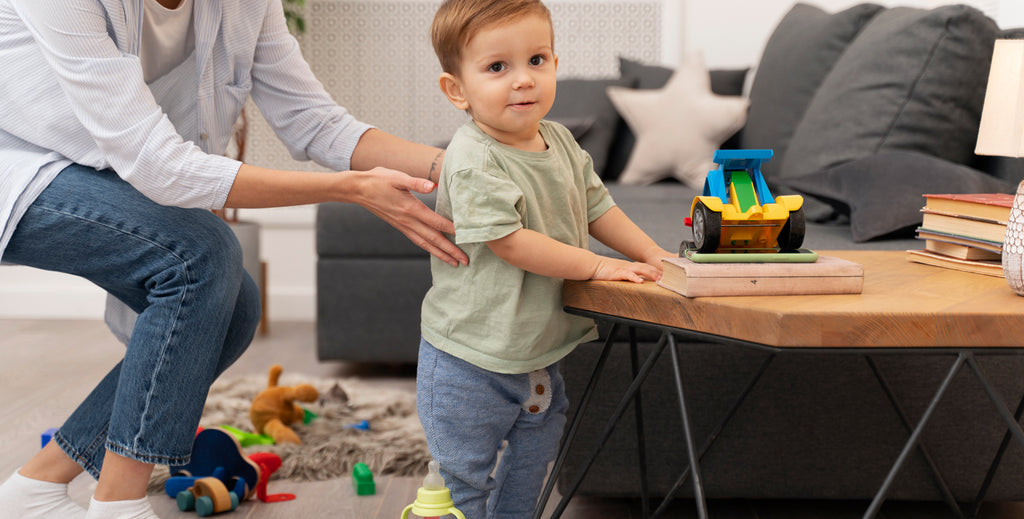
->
[0, 0, 372, 260]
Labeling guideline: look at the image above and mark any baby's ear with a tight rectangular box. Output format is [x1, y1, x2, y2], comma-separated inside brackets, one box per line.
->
[439, 72, 470, 111]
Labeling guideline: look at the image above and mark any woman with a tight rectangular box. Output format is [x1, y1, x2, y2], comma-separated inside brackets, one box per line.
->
[0, 0, 467, 517]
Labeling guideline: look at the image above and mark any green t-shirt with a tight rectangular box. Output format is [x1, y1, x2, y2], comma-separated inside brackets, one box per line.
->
[420, 120, 615, 374]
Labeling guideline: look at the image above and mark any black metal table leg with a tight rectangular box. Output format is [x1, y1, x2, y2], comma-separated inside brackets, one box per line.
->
[865, 356, 963, 518]
[864, 352, 968, 519]
[961, 354, 1024, 519]
[966, 355, 1024, 452]
[629, 327, 651, 518]
[666, 333, 708, 519]
[547, 334, 671, 518]
[968, 387, 1024, 518]
[533, 323, 621, 519]
[651, 352, 774, 518]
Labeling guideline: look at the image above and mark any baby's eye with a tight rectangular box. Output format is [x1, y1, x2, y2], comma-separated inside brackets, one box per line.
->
[529, 55, 545, 66]
[487, 62, 506, 73]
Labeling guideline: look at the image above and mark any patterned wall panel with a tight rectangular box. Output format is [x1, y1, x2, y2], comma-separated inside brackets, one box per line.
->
[245, 0, 662, 172]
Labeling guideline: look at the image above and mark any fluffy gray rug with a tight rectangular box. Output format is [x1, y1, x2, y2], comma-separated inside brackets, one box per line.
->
[150, 373, 429, 490]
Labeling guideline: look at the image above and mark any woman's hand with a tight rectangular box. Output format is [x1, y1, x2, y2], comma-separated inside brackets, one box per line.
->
[352, 168, 469, 267]
[225, 163, 467, 266]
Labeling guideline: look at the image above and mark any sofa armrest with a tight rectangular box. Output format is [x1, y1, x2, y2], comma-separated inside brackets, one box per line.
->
[316, 192, 437, 259]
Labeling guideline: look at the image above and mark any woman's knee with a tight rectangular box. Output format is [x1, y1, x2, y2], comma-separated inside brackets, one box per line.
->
[216, 273, 262, 373]
[182, 211, 246, 284]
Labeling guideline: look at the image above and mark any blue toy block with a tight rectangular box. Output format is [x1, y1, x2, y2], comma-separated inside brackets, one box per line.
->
[343, 420, 370, 431]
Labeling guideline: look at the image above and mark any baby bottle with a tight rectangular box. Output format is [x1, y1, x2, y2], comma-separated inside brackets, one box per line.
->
[400, 459, 465, 519]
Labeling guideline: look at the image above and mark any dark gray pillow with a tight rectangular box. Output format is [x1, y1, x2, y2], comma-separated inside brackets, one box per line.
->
[547, 77, 633, 179]
[743, 3, 884, 179]
[619, 57, 748, 96]
[619, 57, 673, 89]
[780, 5, 1000, 181]
[782, 151, 1015, 242]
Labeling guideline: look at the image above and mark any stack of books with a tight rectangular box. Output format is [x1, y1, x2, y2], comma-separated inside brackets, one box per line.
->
[907, 193, 1012, 277]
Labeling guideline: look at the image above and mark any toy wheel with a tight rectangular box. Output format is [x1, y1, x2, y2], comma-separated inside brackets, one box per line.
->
[692, 201, 721, 254]
[177, 490, 196, 511]
[777, 207, 806, 252]
[196, 495, 215, 517]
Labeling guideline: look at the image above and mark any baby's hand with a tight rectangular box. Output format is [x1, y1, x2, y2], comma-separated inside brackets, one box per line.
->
[591, 257, 662, 283]
[639, 245, 676, 271]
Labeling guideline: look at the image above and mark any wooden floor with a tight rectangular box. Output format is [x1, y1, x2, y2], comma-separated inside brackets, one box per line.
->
[4, 318, 1024, 518]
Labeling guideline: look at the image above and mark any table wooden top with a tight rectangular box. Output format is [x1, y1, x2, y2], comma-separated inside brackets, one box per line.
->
[562, 250, 1024, 348]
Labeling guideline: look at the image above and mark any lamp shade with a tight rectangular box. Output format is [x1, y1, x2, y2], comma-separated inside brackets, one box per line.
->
[976, 39, 1024, 158]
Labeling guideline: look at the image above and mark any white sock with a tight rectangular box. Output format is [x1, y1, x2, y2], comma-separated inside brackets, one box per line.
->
[0, 469, 87, 519]
[85, 496, 160, 519]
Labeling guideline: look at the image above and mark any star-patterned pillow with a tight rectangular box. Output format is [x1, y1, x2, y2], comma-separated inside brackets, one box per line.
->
[607, 52, 749, 188]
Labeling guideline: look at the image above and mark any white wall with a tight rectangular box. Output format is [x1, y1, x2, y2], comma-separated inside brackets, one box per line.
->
[1004, 0, 1024, 28]
[687, 0, 1008, 70]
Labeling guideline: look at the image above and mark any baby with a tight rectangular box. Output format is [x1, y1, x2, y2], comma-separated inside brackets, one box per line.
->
[418, 0, 674, 516]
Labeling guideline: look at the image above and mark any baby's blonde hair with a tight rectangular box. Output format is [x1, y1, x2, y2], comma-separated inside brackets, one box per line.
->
[431, 0, 553, 75]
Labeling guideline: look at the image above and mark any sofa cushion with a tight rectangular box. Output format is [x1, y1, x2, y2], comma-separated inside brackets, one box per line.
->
[607, 52, 748, 188]
[780, 5, 1000, 181]
[619, 57, 749, 100]
[743, 2, 884, 179]
[547, 77, 634, 179]
[317, 194, 436, 258]
[605, 59, 749, 181]
[782, 151, 1015, 242]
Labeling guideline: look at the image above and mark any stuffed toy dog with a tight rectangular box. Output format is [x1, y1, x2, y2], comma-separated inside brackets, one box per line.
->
[249, 364, 318, 445]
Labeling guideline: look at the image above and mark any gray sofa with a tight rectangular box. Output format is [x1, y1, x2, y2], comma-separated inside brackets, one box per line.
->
[317, 3, 1024, 504]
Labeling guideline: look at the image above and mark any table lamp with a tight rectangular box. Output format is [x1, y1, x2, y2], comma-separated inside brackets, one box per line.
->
[976, 38, 1024, 295]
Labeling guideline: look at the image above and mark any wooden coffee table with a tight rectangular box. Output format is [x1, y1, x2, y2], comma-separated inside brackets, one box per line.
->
[535, 251, 1024, 519]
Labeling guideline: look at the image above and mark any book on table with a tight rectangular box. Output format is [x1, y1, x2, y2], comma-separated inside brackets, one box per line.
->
[915, 228, 1002, 254]
[922, 193, 1012, 222]
[919, 193, 1011, 244]
[922, 239, 1001, 261]
[658, 255, 864, 297]
[906, 249, 1004, 278]
[909, 193, 1011, 276]
[919, 212, 1007, 243]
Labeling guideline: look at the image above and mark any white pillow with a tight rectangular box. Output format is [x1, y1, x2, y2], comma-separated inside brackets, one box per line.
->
[607, 52, 749, 188]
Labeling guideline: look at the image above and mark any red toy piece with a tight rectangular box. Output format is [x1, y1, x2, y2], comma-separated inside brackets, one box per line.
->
[248, 452, 296, 503]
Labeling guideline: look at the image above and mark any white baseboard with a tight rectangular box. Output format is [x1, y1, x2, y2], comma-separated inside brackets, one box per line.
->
[0, 284, 107, 319]
[264, 288, 316, 322]
[0, 267, 315, 322]
[0, 208, 317, 322]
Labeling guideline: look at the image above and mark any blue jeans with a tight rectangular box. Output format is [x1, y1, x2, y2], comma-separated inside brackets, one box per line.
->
[417, 339, 568, 519]
[3, 164, 260, 479]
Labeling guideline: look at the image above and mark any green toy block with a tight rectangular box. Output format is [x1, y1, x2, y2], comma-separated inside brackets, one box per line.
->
[352, 462, 375, 496]
[220, 425, 275, 447]
[302, 408, 318, 425]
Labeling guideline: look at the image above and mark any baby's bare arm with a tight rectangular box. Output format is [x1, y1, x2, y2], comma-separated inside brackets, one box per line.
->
[589, 206, 675, 269]
[487, 228, 661, 283]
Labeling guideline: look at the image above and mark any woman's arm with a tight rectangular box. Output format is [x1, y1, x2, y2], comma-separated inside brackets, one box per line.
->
[350, 129, 445, 183]
[225, 163, 467, 267]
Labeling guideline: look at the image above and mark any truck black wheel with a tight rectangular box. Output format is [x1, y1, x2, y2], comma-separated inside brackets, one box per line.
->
[692, 202, 721, 254]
